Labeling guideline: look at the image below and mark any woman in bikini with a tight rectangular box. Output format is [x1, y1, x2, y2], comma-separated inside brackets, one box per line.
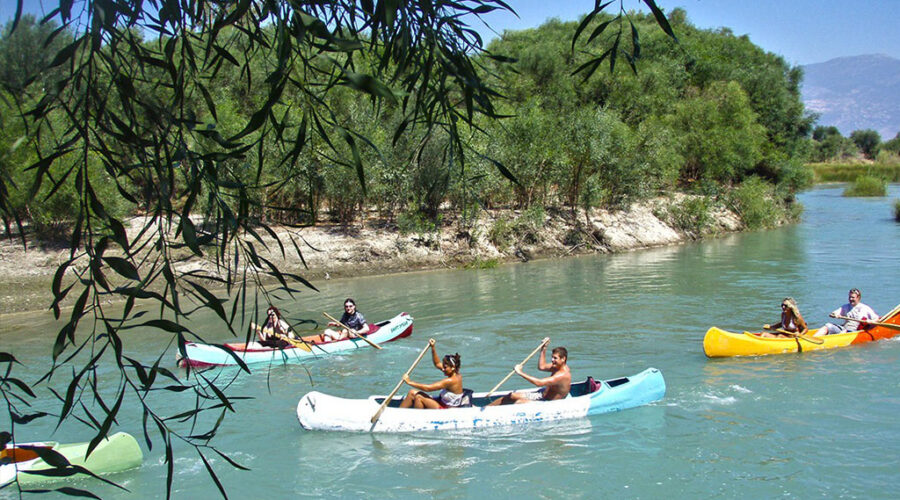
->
[759, 297, 808, 338]
[399, 339, 464, 409]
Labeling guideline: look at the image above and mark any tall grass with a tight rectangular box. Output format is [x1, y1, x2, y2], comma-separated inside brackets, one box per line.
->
[843, 175, 887, 197]
[809, 163, 900, 183]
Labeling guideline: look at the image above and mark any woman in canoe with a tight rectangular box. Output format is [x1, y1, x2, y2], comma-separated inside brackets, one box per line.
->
[301, 298, 371, 343]
[760, 297, 808, 338]
[399, 339, 465, 409]
[252, 306, 297, 347]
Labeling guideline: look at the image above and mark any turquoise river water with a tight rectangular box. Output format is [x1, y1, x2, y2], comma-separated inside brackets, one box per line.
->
[2, 185, 899, 498]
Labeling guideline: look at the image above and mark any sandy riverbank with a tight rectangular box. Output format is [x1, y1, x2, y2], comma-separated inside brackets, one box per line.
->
[0, 195, 747, 316]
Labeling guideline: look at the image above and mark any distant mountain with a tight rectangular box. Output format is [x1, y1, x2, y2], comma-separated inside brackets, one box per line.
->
[801, 54, 900, 140]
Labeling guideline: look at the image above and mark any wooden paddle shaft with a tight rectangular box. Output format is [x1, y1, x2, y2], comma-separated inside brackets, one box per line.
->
[371, 342, 432, 424]
[275, 333, 312, 352]
[764, 326, 824, 344]
[323, 312, 383, 350]
[832, 315, 900, 331]
[486, 338, 551, 398]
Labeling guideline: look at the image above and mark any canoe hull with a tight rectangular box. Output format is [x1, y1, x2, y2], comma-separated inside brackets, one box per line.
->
[0, 432, 143, 487]
[297, 368, 665, 433]
[179, 312, 413, 367]
[704, 305, 900, 357]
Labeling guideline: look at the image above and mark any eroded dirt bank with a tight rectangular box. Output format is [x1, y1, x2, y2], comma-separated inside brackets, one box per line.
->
[0, 196, 745, 315]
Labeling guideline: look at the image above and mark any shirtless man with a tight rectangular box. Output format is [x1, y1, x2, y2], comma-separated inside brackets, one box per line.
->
[488, 340, 571, 405]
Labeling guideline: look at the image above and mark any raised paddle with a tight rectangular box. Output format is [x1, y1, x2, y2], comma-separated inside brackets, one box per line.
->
[763, 326, 824, 345]
[323, 311, 383, 350]
[832, 315, 900, 332]
[371, 339, 433, 424]
[486, 337, 551, 399]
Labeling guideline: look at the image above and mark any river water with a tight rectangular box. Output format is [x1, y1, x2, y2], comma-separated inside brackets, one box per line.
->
[2, 185, 899, 498]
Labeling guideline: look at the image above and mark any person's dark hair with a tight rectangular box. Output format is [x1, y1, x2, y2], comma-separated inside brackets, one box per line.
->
[849, 288, 861, 297]
[267, 306, 281, 318]
[344, 298, 356, 306]
[443, 353, 461, 372]
[552, 347, 568, 360]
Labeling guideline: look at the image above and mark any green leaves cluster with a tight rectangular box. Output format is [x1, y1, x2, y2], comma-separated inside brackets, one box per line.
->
[843, 175, 887, 197]
[477, 8, 813, 210]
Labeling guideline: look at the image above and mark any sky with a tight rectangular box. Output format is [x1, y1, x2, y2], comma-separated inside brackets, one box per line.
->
[471, 0, 899, 66]
[1, 0, 897, 66]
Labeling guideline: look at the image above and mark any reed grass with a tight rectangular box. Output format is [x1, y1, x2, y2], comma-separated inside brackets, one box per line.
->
[809, 163, 900, 183]
[843, 175, 887, 197]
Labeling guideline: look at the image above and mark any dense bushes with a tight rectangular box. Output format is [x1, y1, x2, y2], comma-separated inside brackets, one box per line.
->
[843, 175, 887, 197]
[1, 8, 813, 238]
[727, 177, 787, 229]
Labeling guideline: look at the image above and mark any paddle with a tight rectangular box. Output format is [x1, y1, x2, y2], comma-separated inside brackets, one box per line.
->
[763, 326, 824, 345]
[832, 315, 900, 332]
[274, 333, 312, 352]
[252, 323, 313, 352]
[323, 312, 383, 350]
[486, 337, 551, 398]
[371, 339, 433, 424]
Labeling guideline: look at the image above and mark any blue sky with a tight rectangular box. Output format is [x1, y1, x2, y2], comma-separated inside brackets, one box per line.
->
[473, 0, 899, 66]
[2, 1, 897, 66]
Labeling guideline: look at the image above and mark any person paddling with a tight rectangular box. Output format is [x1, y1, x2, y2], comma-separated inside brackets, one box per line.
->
[815, 288, 879, 336]
[760, 297, 808, 338]
[301, 298, 371, 343]
[251, 306, 297, 348]
[398, 339, 465, 409]
[488, 343, 571, 405]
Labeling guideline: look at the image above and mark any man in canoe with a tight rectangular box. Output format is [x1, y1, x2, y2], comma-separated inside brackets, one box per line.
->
[815, 288, 879, 336]
[488, 343, 571, 405]
[302, 298, 371, 343]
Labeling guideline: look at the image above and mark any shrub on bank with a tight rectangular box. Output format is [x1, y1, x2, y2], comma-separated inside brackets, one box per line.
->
[727, 177, 783, 229]
[843, 175, 887, 197]
[663, 196, 712, 235]
[894, 199, 900, 222]
[487, 205, 547, 249]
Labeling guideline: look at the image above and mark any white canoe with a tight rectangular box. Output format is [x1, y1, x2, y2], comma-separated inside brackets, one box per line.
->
[297, 367, 665, 432]
[178, 312, 413, 368]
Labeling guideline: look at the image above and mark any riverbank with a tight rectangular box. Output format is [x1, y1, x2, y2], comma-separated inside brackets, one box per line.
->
[0, 194, 750, 315]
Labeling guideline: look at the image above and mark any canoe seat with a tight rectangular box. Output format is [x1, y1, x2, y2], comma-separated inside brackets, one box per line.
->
[0, 446, 47, 464]
[459, 389, 474, 408]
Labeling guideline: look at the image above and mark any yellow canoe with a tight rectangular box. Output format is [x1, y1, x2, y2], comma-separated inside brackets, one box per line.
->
[704, 304, 900, 357]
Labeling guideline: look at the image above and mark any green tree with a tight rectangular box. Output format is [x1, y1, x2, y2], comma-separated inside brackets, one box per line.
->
[809, 125, 857, 162]
[850, 129, 882, 160]
[881, 132, 900, 155]
[665, 81, 767, 186]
